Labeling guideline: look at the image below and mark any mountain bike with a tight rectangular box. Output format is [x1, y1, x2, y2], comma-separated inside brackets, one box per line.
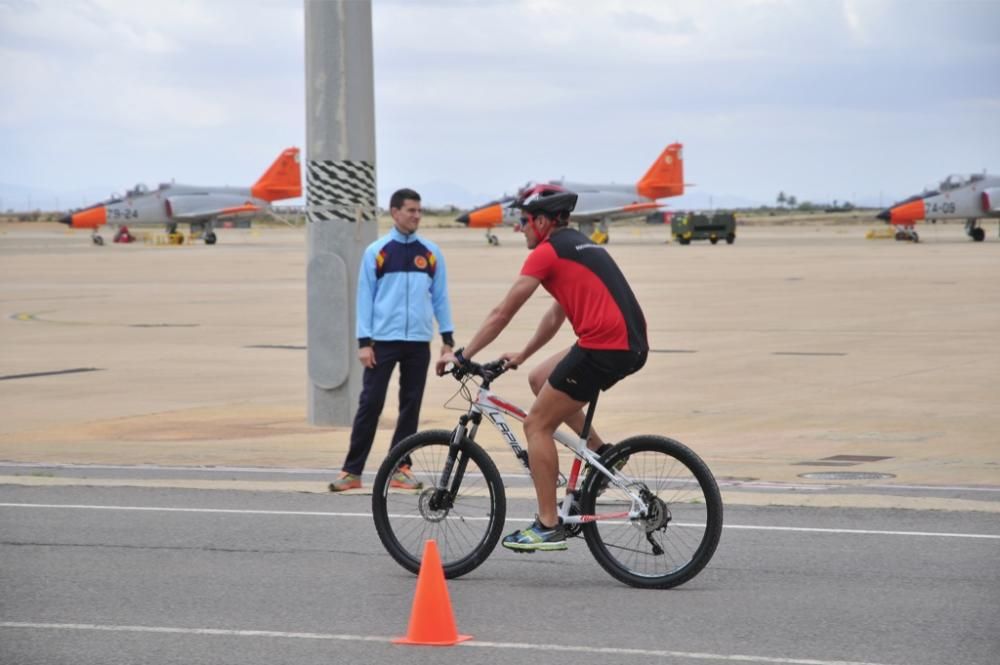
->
[372, 358, 723, 589]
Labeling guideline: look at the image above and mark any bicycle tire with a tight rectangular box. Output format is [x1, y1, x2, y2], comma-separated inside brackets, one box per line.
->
[372, 429, 506, 579]
[580, 435, 723, 589]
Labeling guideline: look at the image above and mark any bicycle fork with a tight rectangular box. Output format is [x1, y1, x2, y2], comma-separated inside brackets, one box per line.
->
[427, 416, 479, 512]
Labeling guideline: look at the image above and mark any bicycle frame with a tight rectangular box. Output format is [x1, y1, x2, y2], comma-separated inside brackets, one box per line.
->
[449, 378, 650, 525]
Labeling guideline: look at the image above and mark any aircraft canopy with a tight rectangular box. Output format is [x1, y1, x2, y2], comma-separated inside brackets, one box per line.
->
[939, 174, 983, 191]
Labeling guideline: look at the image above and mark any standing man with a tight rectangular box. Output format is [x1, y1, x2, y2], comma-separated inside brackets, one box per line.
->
[330, 188, 455, 492]
[437, 185, 647, 550]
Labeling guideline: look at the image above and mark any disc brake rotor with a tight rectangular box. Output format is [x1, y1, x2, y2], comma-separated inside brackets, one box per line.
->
[418, 487, 450, 523]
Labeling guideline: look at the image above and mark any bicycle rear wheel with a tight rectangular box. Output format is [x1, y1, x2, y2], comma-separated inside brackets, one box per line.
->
[372, 429, 506, 579]
[580, 435, 722, 589]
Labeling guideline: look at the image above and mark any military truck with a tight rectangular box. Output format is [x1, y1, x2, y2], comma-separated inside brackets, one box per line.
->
[672, 211, 737, 245]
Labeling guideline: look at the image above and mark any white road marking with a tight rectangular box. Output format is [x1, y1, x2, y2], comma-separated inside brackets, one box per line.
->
[0, 621, 901, 665]
[0, 462, 344, 475]
[0, 502, 372, 518]
[2, 502, 999, 539]
[719, 523, 1000, 539]
[3, 462, 998, 493]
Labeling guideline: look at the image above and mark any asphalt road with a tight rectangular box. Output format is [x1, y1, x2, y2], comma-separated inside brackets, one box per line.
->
[2, 484, 998, 665]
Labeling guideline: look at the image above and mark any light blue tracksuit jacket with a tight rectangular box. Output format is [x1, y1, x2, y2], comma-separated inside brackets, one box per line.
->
[356, 227, 454, 345]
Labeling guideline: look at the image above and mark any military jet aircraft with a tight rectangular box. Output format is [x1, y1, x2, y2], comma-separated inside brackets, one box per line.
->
[59, 147, 302, 245]
[876, 172, 1000, 242]
[457, 143, 685, 245]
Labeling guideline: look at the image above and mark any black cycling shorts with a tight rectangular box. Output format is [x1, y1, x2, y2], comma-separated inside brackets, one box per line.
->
[547, 344, 647, 403]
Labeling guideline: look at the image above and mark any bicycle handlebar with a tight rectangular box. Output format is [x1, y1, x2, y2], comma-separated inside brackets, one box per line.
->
[449, 357, 510, 386]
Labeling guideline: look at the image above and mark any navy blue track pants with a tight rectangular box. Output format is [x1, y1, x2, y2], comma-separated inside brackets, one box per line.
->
[342, 341, 430, 475]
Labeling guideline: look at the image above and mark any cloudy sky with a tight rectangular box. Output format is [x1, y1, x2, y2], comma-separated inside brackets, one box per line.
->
[2, 0, 998, 212]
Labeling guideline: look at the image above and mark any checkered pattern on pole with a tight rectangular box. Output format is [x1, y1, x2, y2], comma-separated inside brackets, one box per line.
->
[306, 160, 376, 223]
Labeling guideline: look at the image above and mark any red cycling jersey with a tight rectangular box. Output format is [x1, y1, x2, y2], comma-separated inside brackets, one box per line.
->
[520, 228, 647, 352]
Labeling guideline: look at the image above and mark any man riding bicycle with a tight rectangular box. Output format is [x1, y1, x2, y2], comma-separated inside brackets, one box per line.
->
[437, 185, 648, 551]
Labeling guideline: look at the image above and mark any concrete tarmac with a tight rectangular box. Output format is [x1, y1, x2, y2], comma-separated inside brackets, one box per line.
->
[3, 485, 998, 665]
[1, 220, 998, 511]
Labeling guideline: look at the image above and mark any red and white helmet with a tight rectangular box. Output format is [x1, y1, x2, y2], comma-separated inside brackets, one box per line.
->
[512, 184, 578, 218]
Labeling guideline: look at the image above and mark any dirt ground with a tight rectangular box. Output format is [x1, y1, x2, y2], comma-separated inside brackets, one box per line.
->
[1, 218, 997, 509]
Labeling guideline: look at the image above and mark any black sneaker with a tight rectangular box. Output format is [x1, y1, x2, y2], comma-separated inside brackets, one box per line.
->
[501, 518, 568, 552]
[587, 444, 628, 495]
[584, 443, 613, 471]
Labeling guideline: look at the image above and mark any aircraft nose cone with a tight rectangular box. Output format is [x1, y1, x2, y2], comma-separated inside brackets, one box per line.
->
[462, 204, 503, 228]
[884, 199, 925, 225]
[65, 205, 107, 228]
[58, 214, 72, 225]
[876, 209, 891, 222]
[456, 212, 470, 225]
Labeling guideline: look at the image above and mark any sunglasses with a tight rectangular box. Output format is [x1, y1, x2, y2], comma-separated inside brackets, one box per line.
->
[516, 214, 537, 233]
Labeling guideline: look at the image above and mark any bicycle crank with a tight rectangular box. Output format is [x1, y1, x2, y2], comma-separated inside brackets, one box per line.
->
[564, 493, 584, 537]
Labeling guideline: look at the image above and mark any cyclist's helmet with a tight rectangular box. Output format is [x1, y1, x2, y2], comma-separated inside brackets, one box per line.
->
[512, 184, 578, 221]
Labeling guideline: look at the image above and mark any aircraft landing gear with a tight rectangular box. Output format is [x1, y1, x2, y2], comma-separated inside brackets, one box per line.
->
[91, 232, 104, 246]
[205, 231, 217, 245]
[486, 230, 499, 246]
[965, 219, 985, 242]
[894, 226, 919, 242]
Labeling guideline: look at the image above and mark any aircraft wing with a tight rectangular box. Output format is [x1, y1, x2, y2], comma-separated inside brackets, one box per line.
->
[572, 201, 662, 222]
[166, 194, 263, 221]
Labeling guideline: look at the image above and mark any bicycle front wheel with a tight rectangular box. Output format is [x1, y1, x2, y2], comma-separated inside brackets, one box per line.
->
[580, 435, 723, 589]
[372, 429, 506, 579]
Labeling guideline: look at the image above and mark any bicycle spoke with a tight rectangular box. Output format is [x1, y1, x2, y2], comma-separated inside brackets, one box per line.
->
[372, 430, 506, 579]
[582, 436, 722, 589]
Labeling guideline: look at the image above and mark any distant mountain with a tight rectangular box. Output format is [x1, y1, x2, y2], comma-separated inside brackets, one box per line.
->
[10, 178, 877, 215]
[0, 182, 117, 213]
[411, 180, 497, 210]
[1, 178, 490, 214]
[665, 191, 763, 211]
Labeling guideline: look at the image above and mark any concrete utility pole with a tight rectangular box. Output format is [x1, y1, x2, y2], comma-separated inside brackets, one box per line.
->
[304, 0, 378, 426]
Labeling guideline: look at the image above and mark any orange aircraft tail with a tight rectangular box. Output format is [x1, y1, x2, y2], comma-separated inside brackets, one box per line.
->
[636, 143, 684, 200]
[251, 147, 302, 202]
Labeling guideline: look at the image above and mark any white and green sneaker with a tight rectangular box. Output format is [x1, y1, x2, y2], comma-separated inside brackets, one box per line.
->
[501, 518, 568, 552]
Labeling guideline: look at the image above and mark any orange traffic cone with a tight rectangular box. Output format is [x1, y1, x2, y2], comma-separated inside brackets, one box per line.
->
[393, 539, 472, 646]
